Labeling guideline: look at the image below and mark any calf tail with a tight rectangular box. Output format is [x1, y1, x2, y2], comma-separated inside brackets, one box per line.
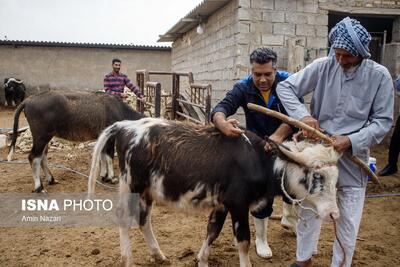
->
[88, 122, 120, 194]
[7, 102, 26, 161]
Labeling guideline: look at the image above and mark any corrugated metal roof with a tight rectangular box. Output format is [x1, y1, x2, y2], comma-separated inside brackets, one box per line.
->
[0, 40, 171, 50]
[158, 0, 231, 42]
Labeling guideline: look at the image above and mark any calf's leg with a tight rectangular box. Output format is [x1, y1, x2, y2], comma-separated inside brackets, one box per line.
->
[231, 209, 252, 267]
[100, 153, 108, 181]
[40, 145, 56, 185]
[197, 207, 228, 267]
[105, 138, 117, 183]
[118, 179, 133, 267]
[5, 93, 12, 106]
[139, 193, 167, 263]
[100, 138, 117, 184]
[29, 135, 51, 193]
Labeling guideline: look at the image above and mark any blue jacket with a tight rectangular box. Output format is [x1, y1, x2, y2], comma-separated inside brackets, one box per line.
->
[211, 71, 291, 138]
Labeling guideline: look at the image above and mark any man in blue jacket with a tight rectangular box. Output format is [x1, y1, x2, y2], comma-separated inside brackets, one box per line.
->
[211, 47, 296, 259]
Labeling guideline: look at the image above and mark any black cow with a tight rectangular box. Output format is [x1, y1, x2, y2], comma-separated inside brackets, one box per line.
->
[3, 78, 26, 106]
[7, 91, 144, 192]
[88, 118, 341, 267]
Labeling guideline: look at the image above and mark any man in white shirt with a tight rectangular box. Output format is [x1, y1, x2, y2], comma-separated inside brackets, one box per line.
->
[277, 17, 394, 267]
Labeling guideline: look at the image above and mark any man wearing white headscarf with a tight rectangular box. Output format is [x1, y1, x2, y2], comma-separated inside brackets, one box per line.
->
[277, 17, 394, 267]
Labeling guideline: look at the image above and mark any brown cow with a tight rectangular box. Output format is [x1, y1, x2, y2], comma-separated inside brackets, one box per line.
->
[7, 91, 144, 192]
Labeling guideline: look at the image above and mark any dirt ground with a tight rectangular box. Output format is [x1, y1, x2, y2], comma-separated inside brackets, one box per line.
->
[0, 106, 399, 267]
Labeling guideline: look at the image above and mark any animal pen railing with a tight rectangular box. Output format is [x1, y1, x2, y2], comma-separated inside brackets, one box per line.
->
[136, 70, 211, 125]
[137, 81, 162, 118]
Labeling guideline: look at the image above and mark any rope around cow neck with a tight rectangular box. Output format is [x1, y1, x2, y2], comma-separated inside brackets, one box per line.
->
[280, 166, 319, 217]
[281, 165, 346, 266]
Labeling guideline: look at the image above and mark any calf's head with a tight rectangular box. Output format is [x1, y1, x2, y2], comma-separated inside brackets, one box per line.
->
[275, 141, 340, 220]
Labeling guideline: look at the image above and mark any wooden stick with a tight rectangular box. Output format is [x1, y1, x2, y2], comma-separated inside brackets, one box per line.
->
[350, 156, 380, 184]
[247, 103, 380, 185]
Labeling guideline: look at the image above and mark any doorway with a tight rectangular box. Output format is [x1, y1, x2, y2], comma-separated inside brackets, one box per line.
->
[328, 13, 394, 63]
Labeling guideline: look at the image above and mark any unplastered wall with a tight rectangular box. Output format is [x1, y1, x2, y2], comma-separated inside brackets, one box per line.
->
[0, 45, 171, 102]
[171, 0, 239, 105]
[171, 0, 330, 107]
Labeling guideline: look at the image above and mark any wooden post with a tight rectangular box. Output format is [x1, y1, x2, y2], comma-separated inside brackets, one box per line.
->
[171, 73, 177, 120]
[172, 74, 180, 120]
[155, 82, 161, 118]
[188, 72, 194, 84]
[205, 85, 212, 125]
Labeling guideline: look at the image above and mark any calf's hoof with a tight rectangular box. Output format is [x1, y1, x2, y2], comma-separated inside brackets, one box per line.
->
[32, 185, 47, 193]
[152, 253, 170, 265]
[101, 176, 119, 184]
[48, 177, 59, 185]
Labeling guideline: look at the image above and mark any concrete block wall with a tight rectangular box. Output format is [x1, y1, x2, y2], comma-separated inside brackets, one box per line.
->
[170, 0, 399, 114]
[171, 0, 239, 105]
[171, 0, 330, 107]
[393, 18, 400, 42]
[384, 43, 400, 77]
[0, 45, 171, 103]
[318, 0, 400, 9]
[258, 0, 328, 68]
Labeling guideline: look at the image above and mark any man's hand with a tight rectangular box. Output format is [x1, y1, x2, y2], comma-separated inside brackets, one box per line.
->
[264, 124, 293, 153]
[331, 135, 351, 154]
[300, 116, 324, 139]
[264, 134, 282, 152]
[264, 141, 273, 152]
[213, 112, 244, 137]
[218, 118, 244, 137]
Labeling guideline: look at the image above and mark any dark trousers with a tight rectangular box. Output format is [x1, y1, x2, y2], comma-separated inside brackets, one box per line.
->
[388, 115, 400, 166]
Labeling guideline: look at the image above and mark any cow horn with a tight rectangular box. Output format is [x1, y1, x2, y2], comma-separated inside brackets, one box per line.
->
[277, 143, 310, 167]
[247, 103, 380, 185]
[266, 137, 310, 167]
[5, 78, 23, 86]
